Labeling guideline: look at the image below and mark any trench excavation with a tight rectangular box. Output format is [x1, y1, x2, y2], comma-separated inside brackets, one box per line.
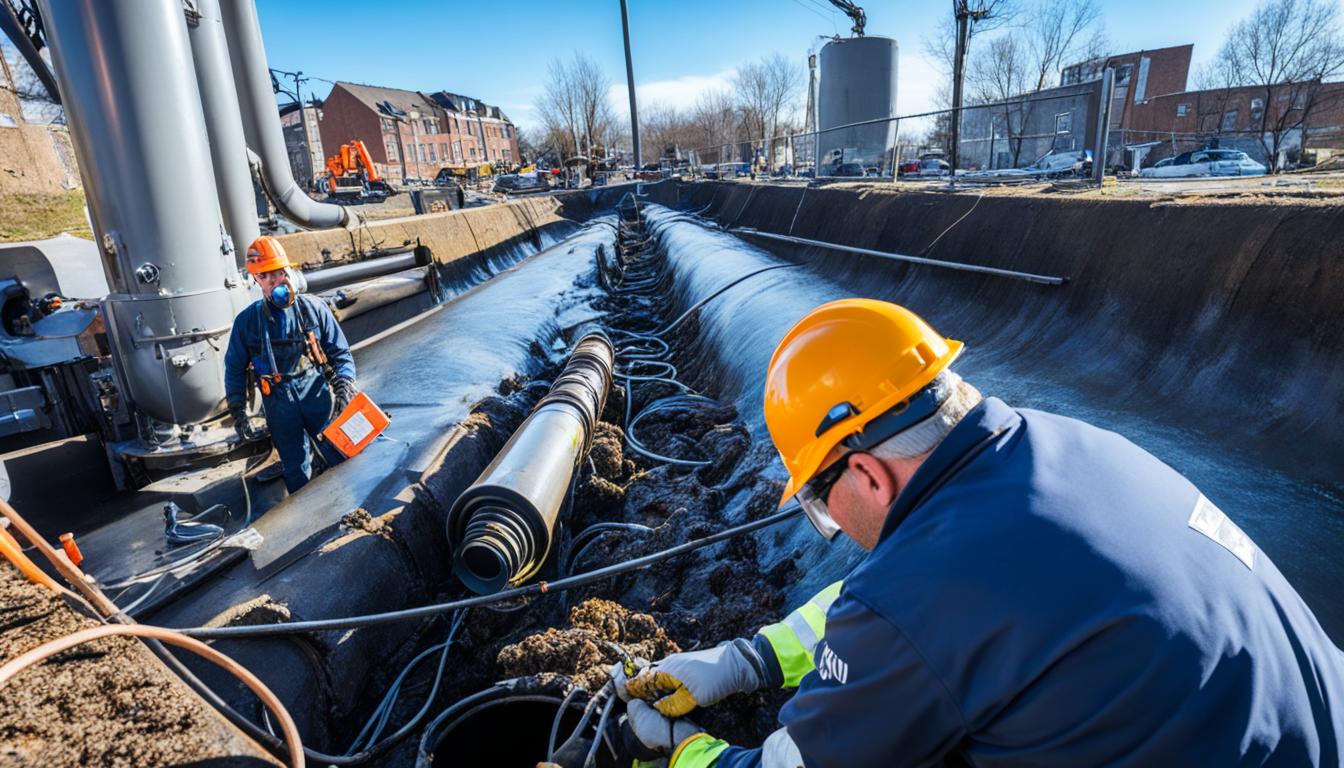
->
[6, 182, 1342, 766]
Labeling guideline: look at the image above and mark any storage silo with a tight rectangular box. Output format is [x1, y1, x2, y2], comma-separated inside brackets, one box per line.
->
[817, 36, 899, 175]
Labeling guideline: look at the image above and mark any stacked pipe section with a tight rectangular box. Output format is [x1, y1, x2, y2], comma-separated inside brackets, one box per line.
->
[446, 332, 614, 593]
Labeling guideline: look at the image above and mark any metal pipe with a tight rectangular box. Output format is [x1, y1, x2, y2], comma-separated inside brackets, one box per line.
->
[732, 228, 1069, 285]
[619, 0, 641, 168]
[303, 248, 431, 293]
[446, 332, 614, 594]
[186, 0, 260, 268]
[38, 0, 246, 426]
[218, 0, 349, 230]
[325, 268, 430, 322]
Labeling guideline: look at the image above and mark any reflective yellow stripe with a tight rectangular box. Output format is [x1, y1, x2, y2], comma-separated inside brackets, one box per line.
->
[670, 734, 731, 768]
[758, 580, 844, 688]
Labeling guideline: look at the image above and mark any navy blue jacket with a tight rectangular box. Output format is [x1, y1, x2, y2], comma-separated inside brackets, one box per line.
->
[223, 295, 355, 408]
[720, 397, 1343, 767]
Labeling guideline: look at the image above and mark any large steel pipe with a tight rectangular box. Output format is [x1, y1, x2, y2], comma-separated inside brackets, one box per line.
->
[446, 332, 614, 593]
[303, 247, 432, 292]
[218, 0, 349, 230]
[185, 0, 259, 270]
[38, 0, 247, 426]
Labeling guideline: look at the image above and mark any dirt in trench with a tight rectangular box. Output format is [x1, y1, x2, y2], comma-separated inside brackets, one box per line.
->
[0, 567, 278, 767]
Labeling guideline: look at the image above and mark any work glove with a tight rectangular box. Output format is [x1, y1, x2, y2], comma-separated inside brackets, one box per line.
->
[614, 638, 768, 717]
[331, 376, 357, 416]
[623, 699, 702, 757]
[229, 402, 263, 442]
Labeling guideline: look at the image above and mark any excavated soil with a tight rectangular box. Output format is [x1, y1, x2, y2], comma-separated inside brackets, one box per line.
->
[0, 567, 276, 767]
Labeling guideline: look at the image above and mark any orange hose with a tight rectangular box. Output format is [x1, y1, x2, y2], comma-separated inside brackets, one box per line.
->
[0, 624, 305, 768]
[0, 524, 59, 591]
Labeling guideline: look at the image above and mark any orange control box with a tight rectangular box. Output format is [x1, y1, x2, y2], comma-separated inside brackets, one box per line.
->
[322, 391, 389, 458]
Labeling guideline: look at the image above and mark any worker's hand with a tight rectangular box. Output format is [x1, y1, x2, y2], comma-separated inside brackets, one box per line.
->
[229, 403, 263, 442]
[623, 639, 768, 717]
[623, 699, 702, 757]
[332, 376, 357, 415]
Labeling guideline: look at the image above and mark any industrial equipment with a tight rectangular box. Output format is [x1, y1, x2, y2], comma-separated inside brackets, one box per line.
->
[322, 139, 396, 201]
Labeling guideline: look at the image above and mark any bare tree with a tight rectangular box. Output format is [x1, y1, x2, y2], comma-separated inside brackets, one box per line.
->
[534, 52, 618, 163]
[1024, 0, 1103, 92]
[1206, 0, 1344, 170]
[689, 88, 740, 165]
[0, 40, 61, 124]
[731, 54, 803, 171]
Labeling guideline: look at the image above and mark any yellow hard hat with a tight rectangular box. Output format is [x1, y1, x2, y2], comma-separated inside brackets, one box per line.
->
[764, 299, 963, 505]
[245, 236, 291, 275]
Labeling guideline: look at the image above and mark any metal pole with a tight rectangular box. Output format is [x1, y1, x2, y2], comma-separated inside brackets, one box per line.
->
[949, 2, 969, 177]
[619, 0, 641, 168]
[1093, 67, 1115, 186]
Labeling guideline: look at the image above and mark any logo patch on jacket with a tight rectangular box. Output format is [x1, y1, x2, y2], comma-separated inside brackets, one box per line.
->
[1188, 494, 1255, 570]
[817, 643, 849, 685]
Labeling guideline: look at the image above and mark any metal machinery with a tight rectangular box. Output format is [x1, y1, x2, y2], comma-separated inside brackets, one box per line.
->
[817, 34, 899, 175]
[0, 0, 411, 496]
[323, 139, 396, 202]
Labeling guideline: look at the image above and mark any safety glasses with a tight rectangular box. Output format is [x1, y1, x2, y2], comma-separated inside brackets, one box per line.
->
[793, 453, 856, 541]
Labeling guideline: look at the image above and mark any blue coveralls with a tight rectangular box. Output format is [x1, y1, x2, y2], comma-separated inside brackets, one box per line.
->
[709, 397, 1344, 768]
[224, 294, 356, 493]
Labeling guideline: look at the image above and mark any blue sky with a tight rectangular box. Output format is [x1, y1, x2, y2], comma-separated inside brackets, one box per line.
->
[257, 0, 1270, 133]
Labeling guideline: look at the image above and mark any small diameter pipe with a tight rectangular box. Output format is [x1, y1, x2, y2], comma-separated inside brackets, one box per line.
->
[0, 624, 305, 768]
[446, 332, 615, 593]
[732, 227, 1069, 286]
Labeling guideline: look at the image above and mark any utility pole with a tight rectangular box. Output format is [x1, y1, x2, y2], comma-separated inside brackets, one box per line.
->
[619, 0, 641, 168]
[948, 2, 970, 177]
[270, 67, 314, 186]
[948, 0, 991, 180]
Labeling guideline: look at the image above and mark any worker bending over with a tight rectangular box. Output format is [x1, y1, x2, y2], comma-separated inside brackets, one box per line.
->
[615, 298, 1344, 767]
[224, 236, 357, 493]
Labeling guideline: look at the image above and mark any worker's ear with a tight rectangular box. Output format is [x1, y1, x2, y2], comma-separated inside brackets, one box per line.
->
[846, 452, 900, 509]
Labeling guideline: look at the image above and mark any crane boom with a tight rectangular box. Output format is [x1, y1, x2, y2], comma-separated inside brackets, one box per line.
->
[827, 0, 865, 36]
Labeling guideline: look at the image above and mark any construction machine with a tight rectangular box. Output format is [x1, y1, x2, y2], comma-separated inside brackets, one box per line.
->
[322, 139, 395, 202]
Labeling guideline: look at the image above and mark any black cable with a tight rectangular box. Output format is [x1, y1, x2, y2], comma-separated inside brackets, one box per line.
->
[176, 506, 802, 639]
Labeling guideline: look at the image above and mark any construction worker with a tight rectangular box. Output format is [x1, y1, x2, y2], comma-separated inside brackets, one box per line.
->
[224, 236, 357, 493]
[614, 298, 1344, 767]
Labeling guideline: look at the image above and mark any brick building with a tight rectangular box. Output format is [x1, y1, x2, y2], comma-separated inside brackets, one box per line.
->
[279, 100, 323, 189]
[1061, 44, 1344, 169]
[316, 81, 520, 185]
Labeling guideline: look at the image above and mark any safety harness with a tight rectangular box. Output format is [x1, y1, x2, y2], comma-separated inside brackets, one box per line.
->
[250, 296, 333, 397]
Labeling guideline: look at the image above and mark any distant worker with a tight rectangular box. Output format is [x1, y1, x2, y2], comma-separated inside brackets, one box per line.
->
[615, 298, 1344, 767]
[225, 236, 358, 493]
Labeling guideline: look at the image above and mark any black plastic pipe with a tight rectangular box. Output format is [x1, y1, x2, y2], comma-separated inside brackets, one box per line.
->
[446, 331, 614, 593]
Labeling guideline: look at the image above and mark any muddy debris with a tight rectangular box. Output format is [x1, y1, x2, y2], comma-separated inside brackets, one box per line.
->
[496, 599, 679, 692]
[0, 568, 278, 767]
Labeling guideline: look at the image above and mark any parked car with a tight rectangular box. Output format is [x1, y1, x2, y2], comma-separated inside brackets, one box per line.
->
[1138, 149, 1267, 178]
[832, 162, 866, 177]
[899, 158, 922, 176]
[918, 158, 951, 177]
[963, 149, 1093, 180]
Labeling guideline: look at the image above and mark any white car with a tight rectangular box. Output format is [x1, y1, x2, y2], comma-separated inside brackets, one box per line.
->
[964, 149, 1093, 180]
[1139, 149, 1267, 178]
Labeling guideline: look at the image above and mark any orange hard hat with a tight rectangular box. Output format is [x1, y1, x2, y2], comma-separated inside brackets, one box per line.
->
[245, 236, 290, 275]
[763, 299, 963, 505]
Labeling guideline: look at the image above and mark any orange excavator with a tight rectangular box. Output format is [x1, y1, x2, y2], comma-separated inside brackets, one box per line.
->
[321, 139, 396, 201]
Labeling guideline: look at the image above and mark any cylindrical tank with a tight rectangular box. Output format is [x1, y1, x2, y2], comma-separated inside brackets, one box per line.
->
[818, 36, 899, 175]
[38, 0, 249, 427]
